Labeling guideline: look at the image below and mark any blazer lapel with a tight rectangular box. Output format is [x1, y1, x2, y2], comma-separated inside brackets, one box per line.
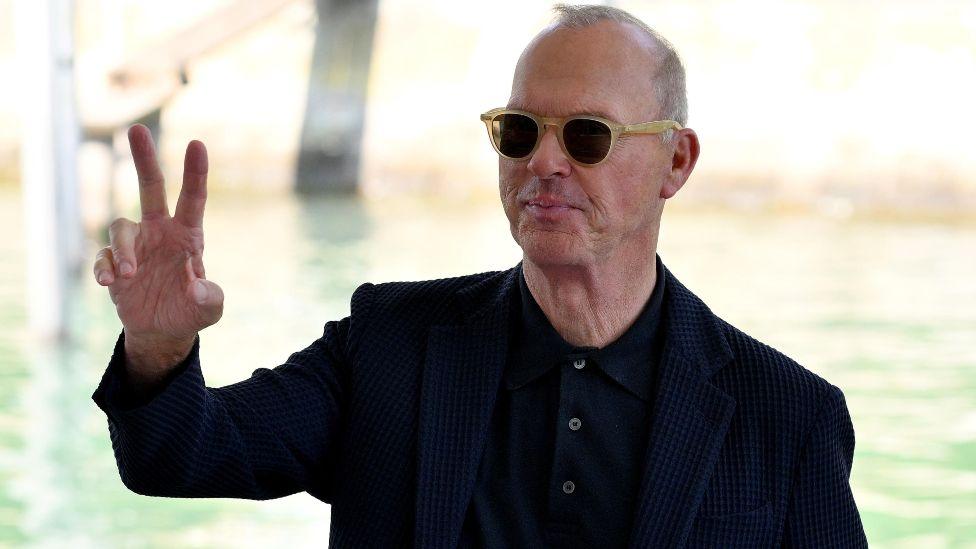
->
[627, 265, 737, 548]
[414, 266, 519, 549]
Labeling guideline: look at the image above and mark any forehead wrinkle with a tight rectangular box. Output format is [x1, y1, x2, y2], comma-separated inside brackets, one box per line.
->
[508, 79, 626, 122]
[507, 92, 630, 123]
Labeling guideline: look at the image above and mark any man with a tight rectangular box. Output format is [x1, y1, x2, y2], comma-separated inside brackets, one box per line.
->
[91, 4, 867, 548]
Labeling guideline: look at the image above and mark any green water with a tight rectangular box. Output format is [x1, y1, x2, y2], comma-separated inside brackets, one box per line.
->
[1, 186, 974, 547]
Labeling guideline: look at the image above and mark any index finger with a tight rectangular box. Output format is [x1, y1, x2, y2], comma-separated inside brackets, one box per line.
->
[127, 124, 170, 219]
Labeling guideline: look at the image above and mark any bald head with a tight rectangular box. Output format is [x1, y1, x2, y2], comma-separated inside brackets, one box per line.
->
[511, 5, 687, 139]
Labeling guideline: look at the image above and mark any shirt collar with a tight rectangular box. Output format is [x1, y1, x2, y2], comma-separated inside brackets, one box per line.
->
[506, 253, 667, 402]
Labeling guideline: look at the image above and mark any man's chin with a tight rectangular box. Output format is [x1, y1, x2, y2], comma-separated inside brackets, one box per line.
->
[517, 231, 587, 268]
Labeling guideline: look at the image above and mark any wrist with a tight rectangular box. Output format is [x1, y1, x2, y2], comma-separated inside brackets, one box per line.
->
[123, 330, 196, 383]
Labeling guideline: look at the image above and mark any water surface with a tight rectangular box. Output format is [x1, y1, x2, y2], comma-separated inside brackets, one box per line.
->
[1, 187, 974, 547]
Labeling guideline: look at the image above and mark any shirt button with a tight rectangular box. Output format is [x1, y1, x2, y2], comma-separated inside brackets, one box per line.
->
[569, 417, 582, 431]
[573, 358, 585, 369]
[562, 481, 575, 494]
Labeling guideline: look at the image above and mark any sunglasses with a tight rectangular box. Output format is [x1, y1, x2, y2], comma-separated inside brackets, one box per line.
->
[480, 108, 683, 166]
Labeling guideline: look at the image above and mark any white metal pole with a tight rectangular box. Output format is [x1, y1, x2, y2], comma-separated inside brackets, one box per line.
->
[15, 0, 82, 343]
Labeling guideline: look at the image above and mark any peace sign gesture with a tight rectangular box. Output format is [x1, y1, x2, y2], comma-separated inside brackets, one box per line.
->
[93, 125, 224, 381]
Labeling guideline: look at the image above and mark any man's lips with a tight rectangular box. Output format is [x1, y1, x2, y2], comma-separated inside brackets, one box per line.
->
[523, 195, 579, 209]
[522, 195, 581, 221]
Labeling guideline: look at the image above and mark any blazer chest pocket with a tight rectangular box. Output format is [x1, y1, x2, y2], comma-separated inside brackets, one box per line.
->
[686, 501, 775, 548]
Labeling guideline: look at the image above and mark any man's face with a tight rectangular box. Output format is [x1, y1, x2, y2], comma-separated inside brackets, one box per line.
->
[500, 21, 674, 269]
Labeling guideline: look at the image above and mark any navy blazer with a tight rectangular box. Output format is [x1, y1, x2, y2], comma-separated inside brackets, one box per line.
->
[93, 260, 868, 548]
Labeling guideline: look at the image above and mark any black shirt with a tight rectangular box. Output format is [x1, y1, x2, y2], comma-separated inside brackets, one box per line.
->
[459, 253, 667, 548]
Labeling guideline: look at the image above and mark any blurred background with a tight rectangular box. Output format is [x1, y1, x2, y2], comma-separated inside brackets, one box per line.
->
[1, 0, 975, 547]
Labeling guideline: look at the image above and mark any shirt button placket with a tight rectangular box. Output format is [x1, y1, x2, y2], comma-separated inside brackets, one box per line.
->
[559, 357, 586, 505]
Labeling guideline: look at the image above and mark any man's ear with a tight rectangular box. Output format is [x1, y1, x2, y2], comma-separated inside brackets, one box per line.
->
[660, 128, 700, 199]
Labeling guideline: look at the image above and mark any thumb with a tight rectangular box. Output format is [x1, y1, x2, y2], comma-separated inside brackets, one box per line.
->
[191, 278, 225, 324]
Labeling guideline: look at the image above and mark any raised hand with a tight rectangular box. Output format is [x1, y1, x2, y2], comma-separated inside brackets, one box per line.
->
[93, 125, 224, 383]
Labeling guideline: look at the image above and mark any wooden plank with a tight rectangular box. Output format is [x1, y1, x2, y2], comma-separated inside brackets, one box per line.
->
[80, 0, 299, 136]
[111, 0, 298, 80]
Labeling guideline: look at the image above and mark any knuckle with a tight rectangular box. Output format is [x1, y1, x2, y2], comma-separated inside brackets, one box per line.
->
[108, 241, 129, 261]
[109, 244, 126, 262]
[94, 249, 114, 269]
[108, 217, 133, 236]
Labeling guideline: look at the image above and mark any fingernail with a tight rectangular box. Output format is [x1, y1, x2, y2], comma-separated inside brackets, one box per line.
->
[97, 272, 110, 284]
[193, 280, 207, 304]
[120, 262, 133, 276]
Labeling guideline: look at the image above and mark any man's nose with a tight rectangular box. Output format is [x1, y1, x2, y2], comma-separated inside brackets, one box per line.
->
[527, 125, 572, 178]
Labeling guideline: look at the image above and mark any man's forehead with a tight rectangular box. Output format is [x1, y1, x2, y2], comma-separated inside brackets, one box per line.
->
[505, 95, 623, 122]
[510, 21, 661, 120]
[508, 77, 653, 123]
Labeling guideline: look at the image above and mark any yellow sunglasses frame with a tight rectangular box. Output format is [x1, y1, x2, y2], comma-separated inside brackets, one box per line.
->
[480, 107, 683, 166]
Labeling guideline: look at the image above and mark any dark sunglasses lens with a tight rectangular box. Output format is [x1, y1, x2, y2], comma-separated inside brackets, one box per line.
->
[563, 118, 613, 164]
[492, 114, 538, 158]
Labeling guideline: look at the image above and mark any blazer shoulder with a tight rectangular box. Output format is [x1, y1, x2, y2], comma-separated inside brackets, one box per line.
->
[351, 267, 512, 327]
[712, 315, 844, 406]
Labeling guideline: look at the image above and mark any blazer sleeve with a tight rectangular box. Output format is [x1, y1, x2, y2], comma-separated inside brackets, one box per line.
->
[782, 384, 869, 548]
[91, 284, 371, 503]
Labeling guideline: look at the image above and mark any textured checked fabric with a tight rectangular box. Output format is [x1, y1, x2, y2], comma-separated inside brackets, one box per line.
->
[92, 259, 868, 548]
